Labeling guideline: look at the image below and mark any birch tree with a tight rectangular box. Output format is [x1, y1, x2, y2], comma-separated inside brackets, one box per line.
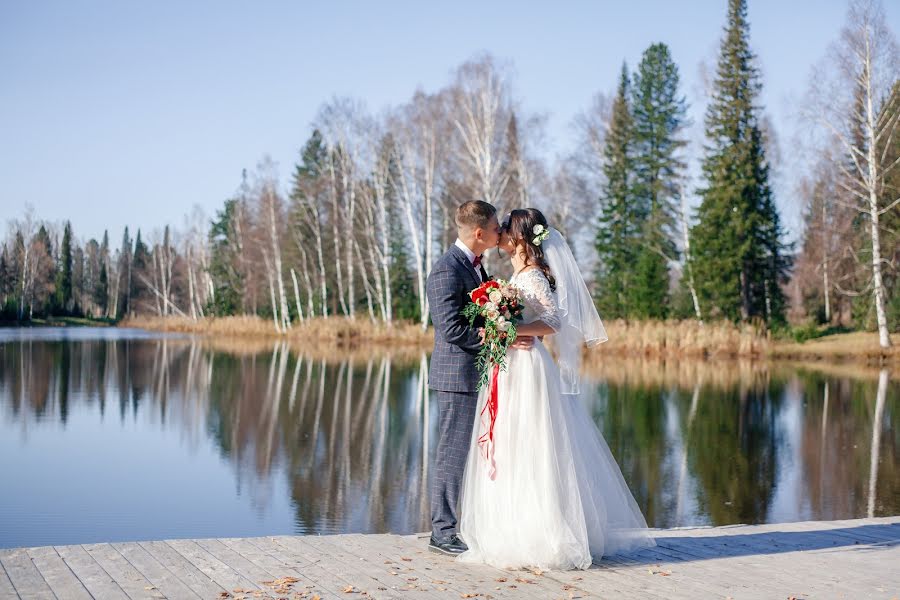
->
[806, 0, 898, 347]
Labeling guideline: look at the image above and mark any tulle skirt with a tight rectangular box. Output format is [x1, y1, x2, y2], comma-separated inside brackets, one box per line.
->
[457, 342, 655, 570]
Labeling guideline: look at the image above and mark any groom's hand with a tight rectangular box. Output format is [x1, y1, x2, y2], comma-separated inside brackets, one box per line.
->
[511, 335, 534, 350]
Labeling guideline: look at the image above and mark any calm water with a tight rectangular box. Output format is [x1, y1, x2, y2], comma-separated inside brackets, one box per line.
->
[0, 328, 897, 549]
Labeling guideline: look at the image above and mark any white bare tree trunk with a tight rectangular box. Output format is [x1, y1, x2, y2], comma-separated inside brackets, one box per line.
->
[266, 187, 291, 331]
[186, 246, 198, 320]
[679, 186, 703, 322]
[822, 197, 831, 323]
[328, 157, 349, 316]
[290, 267, 305, 322]
[864, 67, 891, 347]
[261, 248, 281, 333]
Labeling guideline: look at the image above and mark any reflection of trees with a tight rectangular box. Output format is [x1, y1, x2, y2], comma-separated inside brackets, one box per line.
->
[686, 377, 781, 525]
[2, 339, 897, 532]
[799, 369, 898, 520]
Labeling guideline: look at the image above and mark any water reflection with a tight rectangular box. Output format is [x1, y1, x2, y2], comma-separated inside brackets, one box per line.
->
[0, 330, 896, 549]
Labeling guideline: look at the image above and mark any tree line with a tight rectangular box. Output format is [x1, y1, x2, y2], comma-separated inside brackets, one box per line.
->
[1, 0, 897, 346]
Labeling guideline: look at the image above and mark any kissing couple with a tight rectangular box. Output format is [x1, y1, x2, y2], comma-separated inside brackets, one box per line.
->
[426, 200, 655, 570]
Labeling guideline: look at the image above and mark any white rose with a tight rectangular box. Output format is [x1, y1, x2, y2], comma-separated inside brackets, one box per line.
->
[497, 318, 511, 332]
[487, 309, 500, 320]
[533, 224, 544, 235]
[483, 301, 496, 312]
[489, 290, 503, 304]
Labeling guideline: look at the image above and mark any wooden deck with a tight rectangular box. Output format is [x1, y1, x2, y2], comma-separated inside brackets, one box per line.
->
[1, 516, 898, 599]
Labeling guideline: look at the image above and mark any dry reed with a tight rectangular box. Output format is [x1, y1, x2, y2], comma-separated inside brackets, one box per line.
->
[121, 315, 898, 364]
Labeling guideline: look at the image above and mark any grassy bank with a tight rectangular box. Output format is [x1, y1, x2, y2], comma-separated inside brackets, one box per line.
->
[120, 315, 898, 364]
[120, 315, 432, 347]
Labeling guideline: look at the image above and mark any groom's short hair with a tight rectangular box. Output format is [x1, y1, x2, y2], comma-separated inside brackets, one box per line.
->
[455, 200, 497, 231]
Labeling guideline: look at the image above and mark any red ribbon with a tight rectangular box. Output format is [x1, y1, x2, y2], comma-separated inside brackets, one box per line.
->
[477, 363, 500, 480]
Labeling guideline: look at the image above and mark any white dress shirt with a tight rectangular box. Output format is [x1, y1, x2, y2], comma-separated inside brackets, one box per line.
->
[455, 238, 482, 282]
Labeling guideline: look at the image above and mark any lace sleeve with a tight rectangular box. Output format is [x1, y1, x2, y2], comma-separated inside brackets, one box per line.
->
[519, 270, 561, 332]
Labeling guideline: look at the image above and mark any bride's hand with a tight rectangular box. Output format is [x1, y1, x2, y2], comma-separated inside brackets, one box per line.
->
[510, 334, 534, 350]
[478, 328, 486, 345]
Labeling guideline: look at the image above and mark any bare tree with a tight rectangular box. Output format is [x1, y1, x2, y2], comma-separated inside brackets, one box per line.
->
[805, 0, 899, 347]
[448, 55, 514, 211]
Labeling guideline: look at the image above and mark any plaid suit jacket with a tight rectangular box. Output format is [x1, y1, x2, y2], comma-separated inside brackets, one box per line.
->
[426, 245, 488, 393]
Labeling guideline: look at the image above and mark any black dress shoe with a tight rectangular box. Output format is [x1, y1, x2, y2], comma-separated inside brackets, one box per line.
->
[428, 534, 468, 555]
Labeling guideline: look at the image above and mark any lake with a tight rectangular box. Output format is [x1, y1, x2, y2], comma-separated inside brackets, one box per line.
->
[0, 328, 896, 549]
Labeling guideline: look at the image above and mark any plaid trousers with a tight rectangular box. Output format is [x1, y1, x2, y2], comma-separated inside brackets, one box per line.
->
[431, 389, 478, 540]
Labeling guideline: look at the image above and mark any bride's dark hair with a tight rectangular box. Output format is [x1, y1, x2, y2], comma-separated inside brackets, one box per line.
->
[501, 208, 556, 292]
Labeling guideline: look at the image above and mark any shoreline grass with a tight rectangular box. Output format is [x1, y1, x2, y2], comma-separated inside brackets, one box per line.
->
[119, 315, 900, 364]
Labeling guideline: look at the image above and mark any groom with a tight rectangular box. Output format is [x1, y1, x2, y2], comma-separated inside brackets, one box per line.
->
[426, 200, 532, 555]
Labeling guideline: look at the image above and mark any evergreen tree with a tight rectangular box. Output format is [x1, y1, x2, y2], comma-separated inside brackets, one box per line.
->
[116, 227, 132, 318]
[96, 230, 109, 314]
[690, 0, 789, 323]
[502, 112, 527, 212]
[595, 64, 639, 318]
[379, 134, 418, 320]
[628, 43, 688, 318]
[209, 198, 244, 315]
[54, 221, 74, 314]
[131, 229, 149, 313]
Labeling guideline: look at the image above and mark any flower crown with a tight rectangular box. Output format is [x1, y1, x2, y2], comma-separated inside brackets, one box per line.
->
[531, 224, 550, 246]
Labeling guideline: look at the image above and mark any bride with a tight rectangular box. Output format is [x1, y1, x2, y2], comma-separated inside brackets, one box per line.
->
[457, 208, 655, 570]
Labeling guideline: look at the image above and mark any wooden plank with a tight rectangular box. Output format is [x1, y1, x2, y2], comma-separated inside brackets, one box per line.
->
[191, 539, 274, 585]
[272, 536, 417, 600]
[218, 537, 339, 600]
[112, 542, 201, 600]
[361, 533, 566, 600]
[82, 542, 163, 600]
[303, 534, 440, 600]
[164, 538, 262, 594]
[0, 557, 19, 600]
[52, 544, 129, 600]
[138, 541, 225, 599]
[25, 547, 91, 600]
[321, 534, 480, 599]
[242, 536, 347, 599]
[0, 548, 54, 600]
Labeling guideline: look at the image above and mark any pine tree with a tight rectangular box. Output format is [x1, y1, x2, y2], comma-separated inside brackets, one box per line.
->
[96, 230, 109, 314]
[628, 43, 688, 318]
[690, 0, 789, 323]
[209, 198, 244, 315]
[55, 221, 74, 314]
[131, 229, 149, 314]
[117, 227, 133, 318]
[595, 63, 639, 317]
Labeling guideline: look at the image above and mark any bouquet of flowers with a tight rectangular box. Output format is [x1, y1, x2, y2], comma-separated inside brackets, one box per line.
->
[462, 279, 525, 389]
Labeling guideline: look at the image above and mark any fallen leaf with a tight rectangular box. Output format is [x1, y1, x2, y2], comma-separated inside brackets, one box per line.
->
[342, 585, 357, 593]
[401, 557, 413, 561]
[495, 578, 508, 583]
[529, 568, 544, 576]
[218, 594, 230, 599]
[432, 580, 448, 584]
[515, 577, 536, 584]
[144, 587, 157, 591]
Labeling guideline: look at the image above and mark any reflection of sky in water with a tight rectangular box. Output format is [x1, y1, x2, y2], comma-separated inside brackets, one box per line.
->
[0, 331, 897, 549]
[768, 379, 805, 523]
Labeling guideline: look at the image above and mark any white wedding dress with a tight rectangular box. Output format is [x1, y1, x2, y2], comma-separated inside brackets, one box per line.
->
[457, 268, 655, 570]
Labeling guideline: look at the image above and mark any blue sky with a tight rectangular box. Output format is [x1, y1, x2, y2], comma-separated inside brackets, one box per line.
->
[2, 1, 897, 244]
